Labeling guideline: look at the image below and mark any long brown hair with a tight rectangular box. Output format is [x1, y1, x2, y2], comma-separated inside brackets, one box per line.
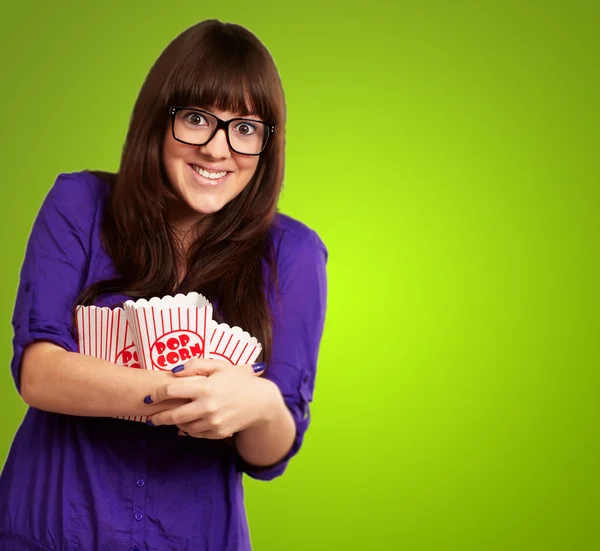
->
[77, 20, 286, 362]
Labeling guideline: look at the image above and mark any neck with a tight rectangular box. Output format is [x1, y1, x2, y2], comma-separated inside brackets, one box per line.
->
[167, 199, 205, 247]
[167, 200, 206, 286]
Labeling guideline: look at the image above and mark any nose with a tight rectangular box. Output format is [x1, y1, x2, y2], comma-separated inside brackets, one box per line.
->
[199, 128, 231, 159]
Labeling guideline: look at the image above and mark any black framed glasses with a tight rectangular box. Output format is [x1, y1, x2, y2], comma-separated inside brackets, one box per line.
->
[168, 106, 275, 156]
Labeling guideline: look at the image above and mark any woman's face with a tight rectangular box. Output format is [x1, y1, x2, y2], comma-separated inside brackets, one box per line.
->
[162, 105, 261, 222]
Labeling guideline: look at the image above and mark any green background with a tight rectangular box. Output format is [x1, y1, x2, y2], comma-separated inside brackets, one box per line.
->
[1, 1, 598, 549]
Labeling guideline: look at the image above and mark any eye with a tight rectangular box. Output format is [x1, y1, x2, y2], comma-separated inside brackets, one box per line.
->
[183, 111, 208, 126]
[233, 121, 257, 136]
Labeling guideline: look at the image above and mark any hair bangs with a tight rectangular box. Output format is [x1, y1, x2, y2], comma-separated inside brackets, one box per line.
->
[168, 46, 275, 123]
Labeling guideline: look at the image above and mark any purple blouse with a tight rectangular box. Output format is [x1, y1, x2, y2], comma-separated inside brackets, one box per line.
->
[0, 171, 327, 551]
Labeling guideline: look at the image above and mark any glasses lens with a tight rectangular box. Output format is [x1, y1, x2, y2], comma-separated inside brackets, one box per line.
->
[228, 120, 268, 155]
[173, 109, 218, 145]
[173, 109, 269, 154]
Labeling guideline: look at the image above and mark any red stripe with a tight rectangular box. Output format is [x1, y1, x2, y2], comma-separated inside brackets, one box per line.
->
[106, 310, 110, 360]
[230, 340, 240, 363]
[200, 308, 204, 356]
[137, 309, 148, 369]
[87, 307, 91, 356]
[87, 308, 91, 356]
[238, 342, 249, 364]
[103, 309, 108, 360]
[215, 331, 224, 351]
[97, 308, 101, 359]
[130, 308, 139, 366]
[143, 308, 152, 366]
[107, 311, 112, 361]
[95, 308, 99, 358]
[152, 307, 158, 343]
[248, 345, 257, 362]
[76, 307, 82, 352]
[115, 310, 122, 363]
[110, 311, 116, 362]
[224, 334, 234, 353]
[99, 309, 103, 360]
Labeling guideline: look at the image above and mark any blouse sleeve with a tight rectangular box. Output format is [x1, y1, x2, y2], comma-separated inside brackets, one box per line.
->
[10, 172, 102, 393]
[239, 226, 328, 481]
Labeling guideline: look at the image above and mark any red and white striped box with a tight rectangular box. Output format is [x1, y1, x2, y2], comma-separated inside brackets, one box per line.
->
[76, 293, 263, 425]
[123, 293, 213, 371]
[75, 305, 147, 423]
[206, 321, 262, 365]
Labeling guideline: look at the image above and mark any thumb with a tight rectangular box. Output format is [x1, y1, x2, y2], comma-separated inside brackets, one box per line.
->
[170, 358, 227, 377]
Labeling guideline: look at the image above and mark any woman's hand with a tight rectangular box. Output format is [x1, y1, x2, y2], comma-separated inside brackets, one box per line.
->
[144, 359, 279, 439]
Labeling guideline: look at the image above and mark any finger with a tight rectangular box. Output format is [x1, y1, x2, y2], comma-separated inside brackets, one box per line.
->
[171, 358, 231, 378]
[186, 429, 233, 440]
[144, 376, 205, 405]
[231, 362, 266, 377]
[250, 362, 266, 376]
[177, 417, 236, 438]
[150, 400, 207, 426]
[176, 418, 213, 434]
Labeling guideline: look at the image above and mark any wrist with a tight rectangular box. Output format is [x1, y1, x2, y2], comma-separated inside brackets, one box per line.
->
[257, 378, 285, 425]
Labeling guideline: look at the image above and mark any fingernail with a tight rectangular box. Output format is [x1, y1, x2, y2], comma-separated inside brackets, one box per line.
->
[146, 419, 155, 427]
[178, 430, 188, 437]
[171, 364, 184, 373]
[143, 395, 153, 404]
[252, 362, 266, 373]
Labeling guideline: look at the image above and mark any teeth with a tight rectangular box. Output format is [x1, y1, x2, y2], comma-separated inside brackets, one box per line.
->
[192, 165, 227, 179]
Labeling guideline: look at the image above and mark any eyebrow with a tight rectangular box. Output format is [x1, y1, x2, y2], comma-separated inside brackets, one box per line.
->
[188, 106, 261, 119]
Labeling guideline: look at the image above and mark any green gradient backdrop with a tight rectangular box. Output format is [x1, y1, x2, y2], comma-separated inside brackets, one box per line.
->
[1, 1, 598, 549]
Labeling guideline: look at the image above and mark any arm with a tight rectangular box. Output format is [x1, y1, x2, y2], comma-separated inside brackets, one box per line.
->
[233, 377, 297, 466]
[21, 341, 185, 417]
[147, 227, 328, 478]
[235, 229, 328, 478]
[10, 173, 184, 418]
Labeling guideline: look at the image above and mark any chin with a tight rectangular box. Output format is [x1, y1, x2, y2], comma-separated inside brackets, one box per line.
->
[188, 197, 228, 215]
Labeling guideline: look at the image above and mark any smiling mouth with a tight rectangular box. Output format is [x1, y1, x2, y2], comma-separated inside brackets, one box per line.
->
[188, 164, 231, 186]
[190, 164, 229, 179]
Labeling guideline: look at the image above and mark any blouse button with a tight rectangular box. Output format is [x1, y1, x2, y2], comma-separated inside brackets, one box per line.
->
[136, 479, 145, 487]
[134, 512, 143, 521]
[140, 440, 147, 448]
[303, 375, 309, 383]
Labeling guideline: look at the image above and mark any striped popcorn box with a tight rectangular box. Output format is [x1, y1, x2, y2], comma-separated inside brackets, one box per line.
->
[206, 321, 262, 365]
[75, 305, 147, 423]
[123, 292, 213, 371]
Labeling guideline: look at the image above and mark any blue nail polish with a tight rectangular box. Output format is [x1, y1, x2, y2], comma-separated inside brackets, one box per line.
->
[143, 395, 153, 404]
[146, 419, 155, 427]
[252, 362, 266, 373]
[171, 364, 184, 373]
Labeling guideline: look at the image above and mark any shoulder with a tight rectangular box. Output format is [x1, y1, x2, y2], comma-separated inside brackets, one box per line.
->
[268, 213, 328, 296]
[270, 212, 328, 260]
[45, 170, 110, 208]
[37, 170, 111, 234]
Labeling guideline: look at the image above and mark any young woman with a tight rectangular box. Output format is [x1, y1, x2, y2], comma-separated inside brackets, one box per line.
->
[0, 19, 327, 551]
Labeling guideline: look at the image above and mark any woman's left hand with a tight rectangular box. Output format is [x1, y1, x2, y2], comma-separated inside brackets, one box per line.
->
[144, 359, 278, 439]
